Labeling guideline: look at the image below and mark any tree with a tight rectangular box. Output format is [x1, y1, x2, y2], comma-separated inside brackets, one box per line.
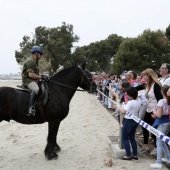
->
[140, 29, 170, 69]
[165, 24, 170, 40]
[112, 38, 142, 74]
[72, 34, 123, 72]
[112, 29, 170, 74]
[15, 23, 79, 75]
[47, 23, 79, 74]
[15, 24, 170, 75]
[15, 35, 34, 64]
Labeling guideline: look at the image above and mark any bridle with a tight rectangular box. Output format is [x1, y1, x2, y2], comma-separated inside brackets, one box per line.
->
[78, 66, 92, 88]
[48, 66, 92, 92]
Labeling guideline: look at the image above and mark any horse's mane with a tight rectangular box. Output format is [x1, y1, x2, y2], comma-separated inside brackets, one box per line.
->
[50, 66, 77, 80]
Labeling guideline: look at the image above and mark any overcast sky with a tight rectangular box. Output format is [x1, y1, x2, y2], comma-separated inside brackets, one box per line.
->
[0, 0, 170, 74]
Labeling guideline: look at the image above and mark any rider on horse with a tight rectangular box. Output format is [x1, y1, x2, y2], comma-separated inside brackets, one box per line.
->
[22, 46, 48, 116]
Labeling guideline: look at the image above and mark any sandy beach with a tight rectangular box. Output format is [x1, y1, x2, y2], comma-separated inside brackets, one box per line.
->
[0, 80, 168, 170]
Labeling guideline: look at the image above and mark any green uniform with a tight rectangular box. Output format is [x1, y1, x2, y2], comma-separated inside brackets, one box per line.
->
[22, 56, 39, 85]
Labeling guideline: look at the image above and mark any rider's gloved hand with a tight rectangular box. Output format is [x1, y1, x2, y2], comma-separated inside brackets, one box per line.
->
[41, 75, 49, 81]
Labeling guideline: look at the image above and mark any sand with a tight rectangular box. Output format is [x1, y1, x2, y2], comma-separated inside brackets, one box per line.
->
[0, 80, 168, 170]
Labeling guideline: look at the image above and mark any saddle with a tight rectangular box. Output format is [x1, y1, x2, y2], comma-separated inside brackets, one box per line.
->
[17, 81, 49, 106]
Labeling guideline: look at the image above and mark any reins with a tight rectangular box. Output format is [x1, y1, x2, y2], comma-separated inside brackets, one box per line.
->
[48, 80, 86, 91]
[47, 66, 92, 92]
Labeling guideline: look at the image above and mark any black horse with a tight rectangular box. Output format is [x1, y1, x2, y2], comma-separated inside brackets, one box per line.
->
[0, 63, 92, 160]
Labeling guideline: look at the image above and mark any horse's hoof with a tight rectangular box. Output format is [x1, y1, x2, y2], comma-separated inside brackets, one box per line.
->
[54, 145, 61, 153]
[46, 152, 58, 160]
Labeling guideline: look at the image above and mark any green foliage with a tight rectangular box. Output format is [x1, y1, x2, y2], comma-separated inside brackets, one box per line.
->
[111, 28, 170, 74]
[15, 35, 33, 64]
[15, 23, 170, 75]
[15, 22, 79, 75]
[140, 29, 170, 69]
[165, 24, 170, 40]
[72, 34, 123, 72]
[47, 23, 79, 74]
[111, 38, 142, 74]
[71, 47, 86, 65]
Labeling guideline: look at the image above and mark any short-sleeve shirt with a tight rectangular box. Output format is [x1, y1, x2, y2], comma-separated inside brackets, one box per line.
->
[138, 90, 147, 105]
[159, 76, 170, 86]
[157, 99, 170, 115]
[131, 79, 137, 87]
[22, 56, 39, 85]
[124, 98, 141, 119]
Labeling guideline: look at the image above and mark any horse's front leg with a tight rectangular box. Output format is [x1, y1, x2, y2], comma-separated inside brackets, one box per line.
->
[44, 120, 61, 160]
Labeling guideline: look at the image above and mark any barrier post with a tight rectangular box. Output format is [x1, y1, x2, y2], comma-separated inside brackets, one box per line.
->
[119, 113, 124, 149]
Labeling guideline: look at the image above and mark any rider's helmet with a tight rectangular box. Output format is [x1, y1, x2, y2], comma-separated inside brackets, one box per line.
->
[31, 46, 44, 55]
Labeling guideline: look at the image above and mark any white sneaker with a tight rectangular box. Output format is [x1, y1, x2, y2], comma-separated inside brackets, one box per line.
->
[150, 148, 157, 155]
[162, 158, 168, 163]
[114, 113, 118, 116]
[162, 158, 170, 163]
[150, 163, 162, 169]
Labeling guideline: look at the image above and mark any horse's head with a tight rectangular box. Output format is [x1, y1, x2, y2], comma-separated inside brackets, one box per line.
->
[49, 62, 93, 92]
[78, 62, 93, 91]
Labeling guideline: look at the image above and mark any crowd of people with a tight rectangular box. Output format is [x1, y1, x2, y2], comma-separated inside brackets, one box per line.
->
[22, 45, 170, 169]
[92, 63, 170, 169]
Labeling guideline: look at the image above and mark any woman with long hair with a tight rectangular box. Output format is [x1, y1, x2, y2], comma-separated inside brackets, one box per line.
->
[140, 68, 163, 154]
[130, 71, 137, 86]
[150, 85, 170, 169]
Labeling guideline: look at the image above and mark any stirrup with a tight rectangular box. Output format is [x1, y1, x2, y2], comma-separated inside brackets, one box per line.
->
[27, 106, 35, 116]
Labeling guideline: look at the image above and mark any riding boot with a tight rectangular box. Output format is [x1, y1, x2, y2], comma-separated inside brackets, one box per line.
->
[27, 91, 37, 116]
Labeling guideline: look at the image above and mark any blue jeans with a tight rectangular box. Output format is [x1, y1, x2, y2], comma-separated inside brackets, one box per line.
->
[122, 118, 138, 157]
[156, 122, 170, 164]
